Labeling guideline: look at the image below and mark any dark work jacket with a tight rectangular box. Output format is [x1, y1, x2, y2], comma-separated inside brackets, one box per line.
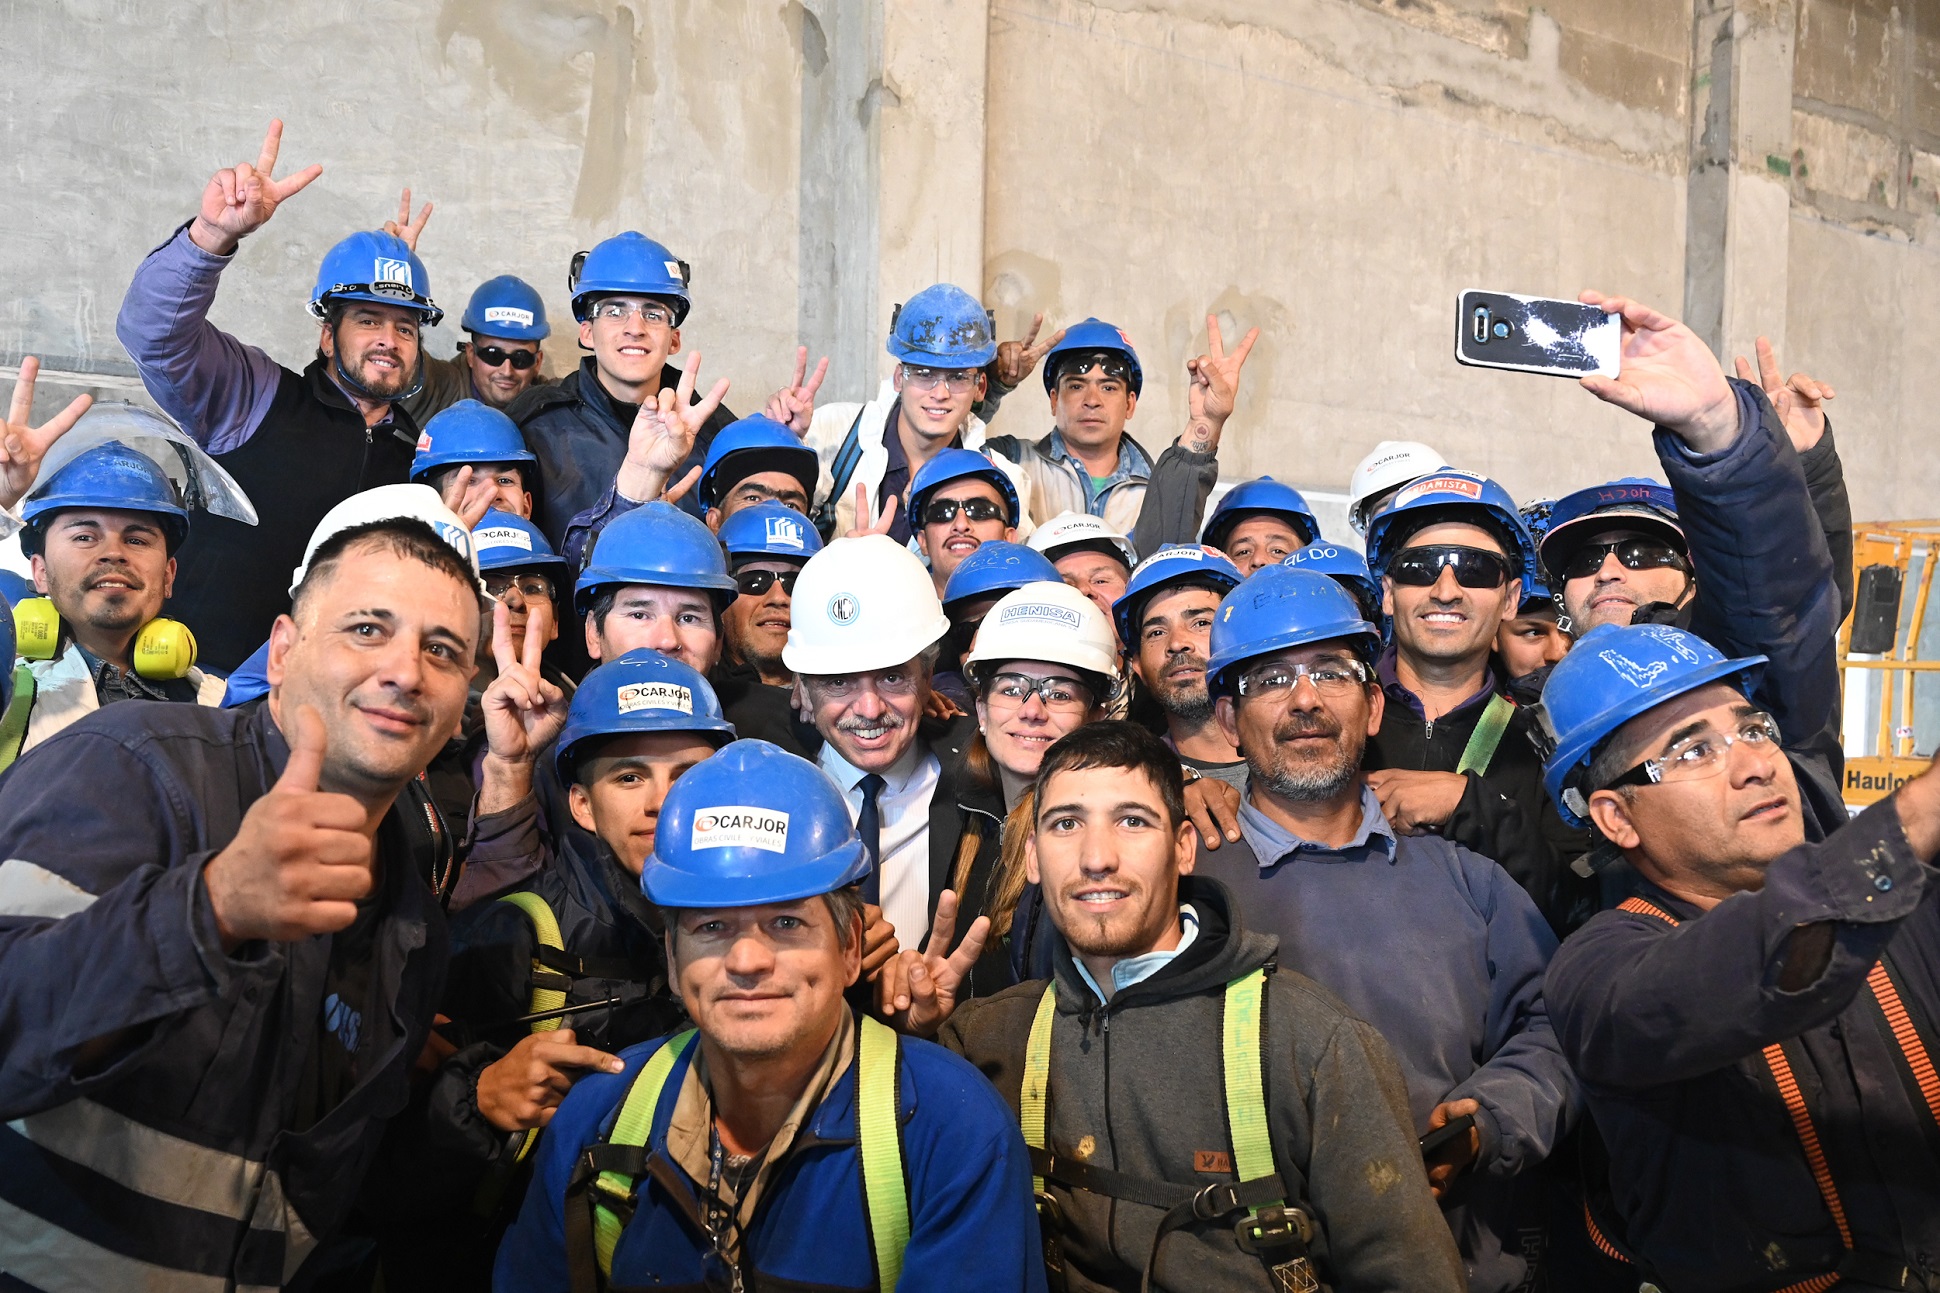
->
[508, 356, 736, 546]
[1545, 798, 1940, 1293]
[1365, 664, 1594, 935]
[712, 659, 821, 758]
[0, 701, 446, 1291]
[166, 355, 420, 671]
[941, 877, 1467, 1293]
[938, 740, 1010, 997]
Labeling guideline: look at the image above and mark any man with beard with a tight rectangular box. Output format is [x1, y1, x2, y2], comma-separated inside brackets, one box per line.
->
[8, 440, 228, 757]
[1112, 544, 1245, 786]
[117, 120, 447, 671]
[1191, 565, 1577, 1293]
[715, 502, 822, 757]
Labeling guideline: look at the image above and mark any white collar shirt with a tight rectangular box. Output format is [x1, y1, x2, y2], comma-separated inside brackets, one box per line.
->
[817, 737, 942, 950]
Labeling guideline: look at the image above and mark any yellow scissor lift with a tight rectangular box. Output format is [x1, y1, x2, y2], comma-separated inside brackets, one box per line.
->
[1840, 520, 1940, 809]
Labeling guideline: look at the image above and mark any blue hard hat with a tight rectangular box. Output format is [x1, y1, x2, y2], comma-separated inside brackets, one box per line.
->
[1199, 477, 1321, 552]
[473, 509, 568, 577]
[1042, 317, 1144, 398]
[461, 275, 550, 341]
[1279, 544, 1381, 625]
[906, 447, 1020, 530]
[1514, 502, 1558, 609]
[221, 640, 272, 709]
[887, 284, 997, 368]
[570, 232, 691, 324]
[575, 500, 739, 614]
[941, 540, 1059, 614]
[20, 440, 190, 554]
[0, 593, 14, 713]
[718, 502, 823, 565]
[1205, 566, 1380, 699]
[697, 415, 820, 513]
[555, 648, 736, 783]
[308, 231, 443, 326]
[642, 738, 871, 908]
[410, 400, 536, 483]
[1540, 478, 1685, 584]
[1113, 544, 1244, 648]
[1363, 469, 1536, 583]
[0, 570, 32, 606]
[1536, 623, 1765, 828]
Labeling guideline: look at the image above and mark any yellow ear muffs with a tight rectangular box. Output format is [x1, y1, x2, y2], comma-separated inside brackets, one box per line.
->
[132, 618, 197, 680]
[12, 598, 60, 661]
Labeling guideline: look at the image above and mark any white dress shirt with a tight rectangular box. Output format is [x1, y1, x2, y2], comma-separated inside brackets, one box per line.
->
[818, 738, 942, 950]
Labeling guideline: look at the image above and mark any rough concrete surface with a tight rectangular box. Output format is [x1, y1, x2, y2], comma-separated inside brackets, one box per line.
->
[0, 0, 1932, 524]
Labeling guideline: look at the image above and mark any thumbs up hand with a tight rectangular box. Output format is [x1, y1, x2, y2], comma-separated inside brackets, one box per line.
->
[203, 706, 376, 951]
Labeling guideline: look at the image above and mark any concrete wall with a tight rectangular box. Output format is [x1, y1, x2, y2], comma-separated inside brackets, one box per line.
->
[1, 0, 1931, 526]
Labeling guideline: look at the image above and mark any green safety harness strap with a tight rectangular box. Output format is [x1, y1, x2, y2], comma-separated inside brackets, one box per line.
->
[1456, 693, 1517, 776]
[497, 891, 569, 1167]
[0, 666, 38, 774]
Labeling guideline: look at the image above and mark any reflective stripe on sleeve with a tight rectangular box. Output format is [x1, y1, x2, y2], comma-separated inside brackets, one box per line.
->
[0, 858, 98, 919]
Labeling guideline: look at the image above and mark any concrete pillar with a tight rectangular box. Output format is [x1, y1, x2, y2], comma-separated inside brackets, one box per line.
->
[1684, 0, 1796, 364]
[797, 0, 989, 401]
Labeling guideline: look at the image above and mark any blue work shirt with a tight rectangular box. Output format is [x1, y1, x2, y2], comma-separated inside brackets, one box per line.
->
[1193, 784, 1578, 1293]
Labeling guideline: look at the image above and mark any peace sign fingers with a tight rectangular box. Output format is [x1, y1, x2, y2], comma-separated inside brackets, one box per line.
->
[383, 187, 434, 252]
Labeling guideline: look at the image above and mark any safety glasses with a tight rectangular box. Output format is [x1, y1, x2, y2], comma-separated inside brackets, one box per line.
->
[982, 671, 1096, 711]
[472, 345, 539, 370]
[484, 572, 556, 602]
[921, 496, 1007, 527]
[734, 568, 800, 598]
[1387, 545, 1514, 590]
[1603, 712, 1781, 790]
[900, 365, 979, 393]
[1560, 538, 1689, 581]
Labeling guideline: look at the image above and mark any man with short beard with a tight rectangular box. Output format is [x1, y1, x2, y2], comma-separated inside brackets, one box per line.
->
[1190, 565, 1576, 1293]
[117, 120, 447, 671]
[1112, 545, 1245, 786]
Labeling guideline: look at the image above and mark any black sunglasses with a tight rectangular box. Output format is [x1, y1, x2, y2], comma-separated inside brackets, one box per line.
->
[472, 345, 539, 370]
[921, 496, 1007, 526]
[735, 568, 800, 597]
[1388, 545, 1514, 589]
[1560, 538, 1689, 581]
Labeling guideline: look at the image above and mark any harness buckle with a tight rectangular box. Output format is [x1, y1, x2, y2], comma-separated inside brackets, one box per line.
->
[1191, 1180, 1246, 1221]
[1235, 1204, 1316, 1255]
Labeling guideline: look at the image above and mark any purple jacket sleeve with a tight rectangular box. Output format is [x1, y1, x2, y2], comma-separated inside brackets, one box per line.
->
[114, 223, 286, 453]
[561, 479, 645, 571]
[1546, 798, 1927, 1090]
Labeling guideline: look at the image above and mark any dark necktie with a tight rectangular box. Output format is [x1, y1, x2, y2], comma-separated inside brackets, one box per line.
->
[857, 773, 887, 903]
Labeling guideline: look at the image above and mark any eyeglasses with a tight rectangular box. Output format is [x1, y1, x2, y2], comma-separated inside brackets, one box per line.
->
[472, 345, 539, 370]
[1603, 712, 1781, 790]
[734, 568, 800, 597]
[1388, 545, 1514, 590]
[807, 670, 922, 700]
[900, 365, 979, 393]
[1560, 538, 1689, 582]
[590, 300, 676, 326]
[484, 572, 556, 602]
[982, 672, 1096, 712]
[1234, 658, 1371, 699]
[921, 496, 1007, 527]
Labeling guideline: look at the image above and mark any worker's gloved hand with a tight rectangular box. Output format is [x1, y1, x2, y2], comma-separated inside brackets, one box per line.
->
[475, 1029, 625, 1132]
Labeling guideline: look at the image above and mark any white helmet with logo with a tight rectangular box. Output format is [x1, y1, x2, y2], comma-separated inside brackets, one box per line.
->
[782, 535, 950, 676]
[1025, 510, 1136, 568]
[289, 483, 481, 596]
[1346, 440, 1445, 536]
[962, 581, 1121, 687]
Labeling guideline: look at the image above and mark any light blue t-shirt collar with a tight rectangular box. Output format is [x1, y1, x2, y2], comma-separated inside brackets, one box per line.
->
[1073, 904, 1200, 1004]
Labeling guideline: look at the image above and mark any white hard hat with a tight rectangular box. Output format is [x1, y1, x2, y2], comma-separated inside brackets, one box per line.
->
[782, 534, 950, 676]
[963, 581, 1122, 687]
[1346, 441, 1445, 536]
[1026, 511, 1136, 568]
[289, 483, 481, 596]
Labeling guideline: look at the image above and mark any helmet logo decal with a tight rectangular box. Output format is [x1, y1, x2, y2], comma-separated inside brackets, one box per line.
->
[1597, 648, 1669, 690]
[432, 520, 472, 559]
[483, 306, 534, 327]
[617, 681, 694, 715]
[476, 526, 532, 551]
[827, 593, 860, 626]
[692, 807, 790, 854]
[997, 602, 1082, 629]
[415, 432, 433, 453]
[1394, 475, 1482, 508]
[664, 260, 685, 281]
[1637, 624, 1702, 662]
[766, 515, 806, 549]
[374, 258, 413, 288]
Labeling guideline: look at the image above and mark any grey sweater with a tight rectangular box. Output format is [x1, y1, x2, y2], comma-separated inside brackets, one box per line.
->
[941, 877, 1465, 1293]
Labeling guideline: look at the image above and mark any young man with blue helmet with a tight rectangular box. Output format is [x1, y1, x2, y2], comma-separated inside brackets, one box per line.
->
[411, 398, 540, 522]
[510, 231, 738, 542]
[1198, 477, 1321, 575]
[1534, 622, 1940, 1292]
[403, 273, 555, 418]
[493, 739, 1045, 1292]
[115, 120, 445, 670]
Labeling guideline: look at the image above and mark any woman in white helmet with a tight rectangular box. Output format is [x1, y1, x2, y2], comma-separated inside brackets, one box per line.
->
[946, 581, 1119, 991]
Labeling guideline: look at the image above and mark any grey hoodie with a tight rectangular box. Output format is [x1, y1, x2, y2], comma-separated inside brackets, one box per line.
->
[941, 877, 1464, 1293]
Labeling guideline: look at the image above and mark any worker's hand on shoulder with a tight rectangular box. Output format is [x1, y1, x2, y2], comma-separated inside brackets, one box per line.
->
[201, 705, 373, 952]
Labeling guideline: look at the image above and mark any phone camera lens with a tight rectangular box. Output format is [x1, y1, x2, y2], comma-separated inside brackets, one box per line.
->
[1491, 321, 1511, 339]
